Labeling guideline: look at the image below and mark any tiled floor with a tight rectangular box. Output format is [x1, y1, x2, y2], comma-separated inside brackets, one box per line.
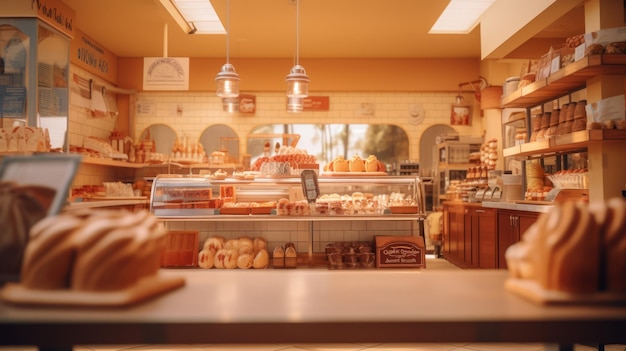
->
[1, 256, 624, 351]
[2, 341, 625, 351]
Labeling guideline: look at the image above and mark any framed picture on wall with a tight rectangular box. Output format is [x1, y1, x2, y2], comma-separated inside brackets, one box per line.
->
[451, 105, 471, 126]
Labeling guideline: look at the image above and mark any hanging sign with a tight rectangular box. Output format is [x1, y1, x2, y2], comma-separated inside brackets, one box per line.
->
[303, 96, 329, 111]
[143, 57, 190, 91]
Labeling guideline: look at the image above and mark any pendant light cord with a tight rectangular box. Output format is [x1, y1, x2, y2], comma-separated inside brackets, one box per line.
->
[226, 0, 230, 64]
[295, 0, 300, 65]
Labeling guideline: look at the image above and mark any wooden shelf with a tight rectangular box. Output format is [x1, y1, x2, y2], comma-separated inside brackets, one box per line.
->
[502, 129, 626, 158]
[81, 156, 146, 168]
[501, 54, 626, 108]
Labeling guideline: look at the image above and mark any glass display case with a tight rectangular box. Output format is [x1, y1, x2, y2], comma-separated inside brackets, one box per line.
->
[150, 174, 426, 219]
[432, 140, 482, 207]
[0, 18, 69, 150]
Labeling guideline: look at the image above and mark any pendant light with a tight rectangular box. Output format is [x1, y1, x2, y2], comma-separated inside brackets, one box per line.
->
[215, 0, 240, 98]
[287, 96, 304, 113]
[286, 0, 309, 99]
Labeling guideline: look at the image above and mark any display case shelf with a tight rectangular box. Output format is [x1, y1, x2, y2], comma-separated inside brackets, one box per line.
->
[149, 174, 426, 221]
[501, 54, 626, 109]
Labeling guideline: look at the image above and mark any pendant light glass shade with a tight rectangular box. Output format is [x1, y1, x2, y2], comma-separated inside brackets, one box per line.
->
[215, 0, 239, 98]
[287, 96, 304, 113]
[215, 63, 240, 98]
[286, 0, 308, 102]
[286, 64, 309, 98]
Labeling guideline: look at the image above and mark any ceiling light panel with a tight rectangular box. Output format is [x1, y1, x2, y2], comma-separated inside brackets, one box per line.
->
[172, 0, 225, 34]
[429, 0, 495, 34]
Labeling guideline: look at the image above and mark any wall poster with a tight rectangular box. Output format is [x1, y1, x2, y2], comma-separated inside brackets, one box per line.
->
[450, 105, 471, 126]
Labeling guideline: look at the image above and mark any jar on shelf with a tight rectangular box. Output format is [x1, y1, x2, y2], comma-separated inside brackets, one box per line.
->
[562, 102, 577, 134]
[557, 103, 569, 135]
[572, 100, 587, 132]
[514, 128, 527, 145]
[536, 112, 551, 141]
[545, 109, 560, 138]
[566, 101, 577, 121]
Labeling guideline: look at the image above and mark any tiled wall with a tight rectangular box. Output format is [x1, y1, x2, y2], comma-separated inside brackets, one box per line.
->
[132, 90, 484, 165]
[68, 64, 483, 253]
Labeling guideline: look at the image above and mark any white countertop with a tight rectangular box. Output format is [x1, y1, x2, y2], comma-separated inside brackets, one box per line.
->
[482, 201, 554, 213]
[1, 269, 625, 348]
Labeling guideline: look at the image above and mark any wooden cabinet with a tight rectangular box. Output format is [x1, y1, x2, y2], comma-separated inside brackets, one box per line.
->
[444, 203, 536, 269]
[443, 202, 464, 267]
[443, 203, 496, 269]
[497, 209, 539, 269]
[467, 206, 497, 269]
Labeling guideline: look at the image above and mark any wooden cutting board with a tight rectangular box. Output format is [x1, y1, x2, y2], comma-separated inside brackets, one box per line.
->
[0, 273, 185, 307]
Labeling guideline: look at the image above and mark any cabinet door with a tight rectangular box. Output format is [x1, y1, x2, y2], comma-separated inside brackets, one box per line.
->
[518, 212, 539, 240]
[444, 204, 464, 265]
[474, 208, 497, 269]
[460, 209, 470, 268]
[449, 208, 461, 262]
[497, 211, 517, 269]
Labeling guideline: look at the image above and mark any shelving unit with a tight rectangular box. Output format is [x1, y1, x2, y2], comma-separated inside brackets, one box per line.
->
[501, 55, 626, 109]
[500, 54, 626, 203]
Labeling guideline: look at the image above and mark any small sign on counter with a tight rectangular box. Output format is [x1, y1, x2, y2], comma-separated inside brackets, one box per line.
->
[375, 236, 426, 268]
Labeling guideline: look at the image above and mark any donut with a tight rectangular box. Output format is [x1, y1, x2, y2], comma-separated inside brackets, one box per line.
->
[215, 249, 238, 269]
[237, 253, 254, 269]
[198, 249, 214, 268]
[202, 236, 224, 253]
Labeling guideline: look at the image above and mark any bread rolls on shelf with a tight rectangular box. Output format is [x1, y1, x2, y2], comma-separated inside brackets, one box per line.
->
[199, 235, 269, 269]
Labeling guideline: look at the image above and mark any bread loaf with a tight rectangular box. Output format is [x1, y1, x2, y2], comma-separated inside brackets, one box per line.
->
[20, 209, 166, 291]
[333, 156, 349, 172]
[253, 249, 269, 269]
[348, 155, 365, 172]
[600, 198, 626, 292]
[506, 198, 626, 295]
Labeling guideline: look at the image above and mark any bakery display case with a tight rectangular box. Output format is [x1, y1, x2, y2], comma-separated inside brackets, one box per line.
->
[432, 139, 482, 206]
[0, 17, 70, 152]
[149, 174, 426, 220]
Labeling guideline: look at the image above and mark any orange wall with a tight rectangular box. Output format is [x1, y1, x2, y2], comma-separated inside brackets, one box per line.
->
[117, 57, 480, 92]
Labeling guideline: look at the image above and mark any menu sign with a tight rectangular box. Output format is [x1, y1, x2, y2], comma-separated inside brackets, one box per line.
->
[300, 170, 319, 203]
[0, 86, 26, 118]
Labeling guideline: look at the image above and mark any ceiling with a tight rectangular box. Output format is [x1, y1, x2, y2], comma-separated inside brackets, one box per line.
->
[61, 0, 586, 60]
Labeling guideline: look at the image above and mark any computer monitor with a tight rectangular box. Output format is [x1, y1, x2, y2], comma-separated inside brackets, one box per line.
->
[0, 154, 81, 284]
